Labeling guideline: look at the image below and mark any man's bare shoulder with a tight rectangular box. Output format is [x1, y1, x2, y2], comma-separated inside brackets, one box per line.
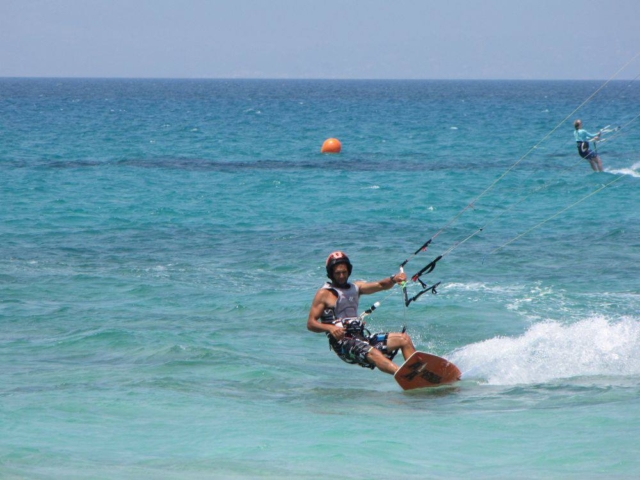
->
[313, 285, 337, 302]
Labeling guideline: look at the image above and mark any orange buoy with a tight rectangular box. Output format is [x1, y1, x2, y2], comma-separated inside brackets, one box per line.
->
[321, 138, 341, 154]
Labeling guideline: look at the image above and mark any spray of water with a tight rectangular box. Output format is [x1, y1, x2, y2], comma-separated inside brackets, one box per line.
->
[606, 161, 640, 178]
[450, 316, 640, 385]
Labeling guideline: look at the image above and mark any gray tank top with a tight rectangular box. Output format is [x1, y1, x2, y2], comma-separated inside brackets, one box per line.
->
[319, 282, 360, 324]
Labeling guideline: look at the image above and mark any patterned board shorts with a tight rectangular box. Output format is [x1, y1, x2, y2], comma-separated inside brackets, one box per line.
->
[328, 332, 390, 369]
[577, 142, 596, 160]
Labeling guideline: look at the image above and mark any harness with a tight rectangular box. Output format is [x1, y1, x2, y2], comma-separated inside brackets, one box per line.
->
[577, 141, 591, 158]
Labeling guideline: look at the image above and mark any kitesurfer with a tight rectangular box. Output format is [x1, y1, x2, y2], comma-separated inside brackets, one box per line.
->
[574, 119, 603, 172]
[307, 251, 416, 374]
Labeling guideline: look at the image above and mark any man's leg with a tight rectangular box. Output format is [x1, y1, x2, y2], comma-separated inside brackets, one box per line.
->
[365, 348, 399, 375]
[386, 332, 416, 361]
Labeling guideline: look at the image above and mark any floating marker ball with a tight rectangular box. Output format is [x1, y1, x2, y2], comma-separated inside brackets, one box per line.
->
[321, 138, 341, 153]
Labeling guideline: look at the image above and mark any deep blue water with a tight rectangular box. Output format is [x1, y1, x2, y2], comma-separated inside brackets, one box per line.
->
[1, 78, 640, 479]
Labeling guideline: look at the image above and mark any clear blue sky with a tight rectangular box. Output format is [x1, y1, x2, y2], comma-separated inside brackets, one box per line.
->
[1, 0, 639, 80]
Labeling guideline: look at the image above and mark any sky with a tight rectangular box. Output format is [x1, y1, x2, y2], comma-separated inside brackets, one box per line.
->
[1, 0, 639, 80]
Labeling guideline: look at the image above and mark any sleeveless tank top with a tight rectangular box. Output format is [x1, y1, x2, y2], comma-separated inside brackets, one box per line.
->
[319, 282, 360, 324]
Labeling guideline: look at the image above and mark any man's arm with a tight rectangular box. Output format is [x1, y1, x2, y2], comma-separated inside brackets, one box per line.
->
[307, 289, 345, 340]
[357, 271, 406, 295]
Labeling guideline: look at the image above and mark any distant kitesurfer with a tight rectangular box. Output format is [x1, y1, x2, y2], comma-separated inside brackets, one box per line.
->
[573, 119, 603, 172]
[307, 251, 416, 375]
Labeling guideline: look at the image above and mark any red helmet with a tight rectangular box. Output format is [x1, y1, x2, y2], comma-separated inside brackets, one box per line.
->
[325, 251, 353, 279]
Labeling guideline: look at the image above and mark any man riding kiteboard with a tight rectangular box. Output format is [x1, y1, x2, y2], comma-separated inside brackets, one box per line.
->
[307, 251, 416, 375]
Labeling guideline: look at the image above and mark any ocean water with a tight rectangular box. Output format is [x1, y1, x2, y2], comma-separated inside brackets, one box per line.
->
[1, 78, 639, 479]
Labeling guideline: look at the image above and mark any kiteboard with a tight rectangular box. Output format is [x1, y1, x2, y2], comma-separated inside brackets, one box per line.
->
[394, 351, 461, 390]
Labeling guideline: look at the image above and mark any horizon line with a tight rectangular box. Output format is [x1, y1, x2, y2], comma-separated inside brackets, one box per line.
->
[0, 76, 625, 82]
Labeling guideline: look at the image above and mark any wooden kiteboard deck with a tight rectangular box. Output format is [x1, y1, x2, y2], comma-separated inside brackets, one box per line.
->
[394, 351, 461, 390]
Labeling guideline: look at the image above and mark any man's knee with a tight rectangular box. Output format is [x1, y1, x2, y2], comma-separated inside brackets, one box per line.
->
[398, 332, 413, 347]
[386, 332, 412, 350]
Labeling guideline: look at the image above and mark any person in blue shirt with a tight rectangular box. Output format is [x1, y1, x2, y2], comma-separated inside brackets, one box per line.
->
[573, 119, 603, 172]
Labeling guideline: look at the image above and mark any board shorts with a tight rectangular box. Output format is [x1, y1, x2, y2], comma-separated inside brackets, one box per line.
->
[328, 332, 390, 369]
[577, 141, 596, 160]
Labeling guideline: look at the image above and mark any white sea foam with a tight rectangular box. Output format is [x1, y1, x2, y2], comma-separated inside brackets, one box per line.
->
[445, 281, 523, 295]
[606, 161, 640, 178]
[450, 316, 640, 386]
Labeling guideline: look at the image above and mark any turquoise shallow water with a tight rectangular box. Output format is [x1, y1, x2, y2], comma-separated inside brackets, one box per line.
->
[1, 78, 640, 478]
